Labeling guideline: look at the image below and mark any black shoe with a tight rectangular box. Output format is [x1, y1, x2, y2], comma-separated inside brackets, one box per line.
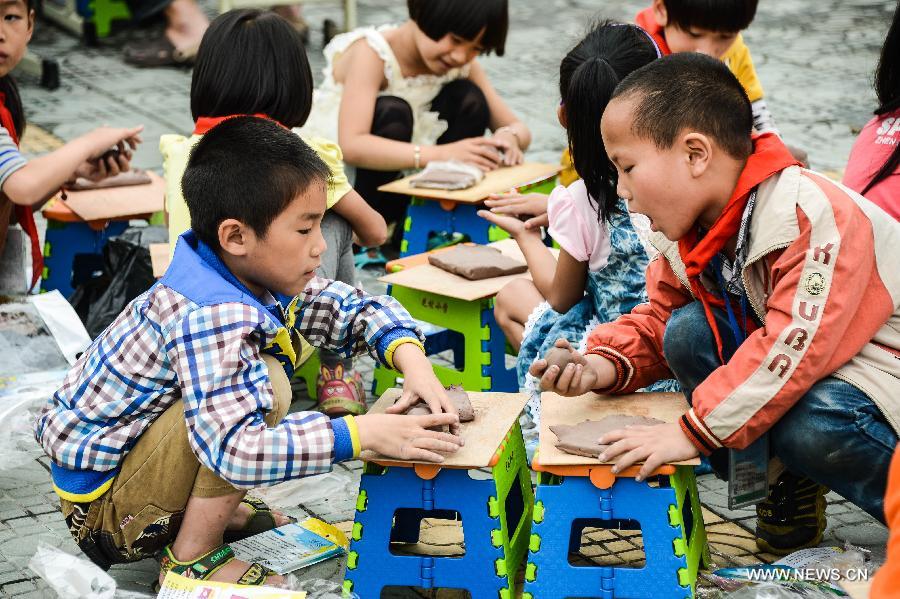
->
[755, 471, 827, 555]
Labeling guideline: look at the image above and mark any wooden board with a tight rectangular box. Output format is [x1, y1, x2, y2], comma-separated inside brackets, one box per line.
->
[379, 238, 558, 301]
[150, 243, 170, 278]
[538, 391, 700, 466]
[360, 388, 528, 468]
[61, 171, 165, 221]
[378, 162, 560, 204]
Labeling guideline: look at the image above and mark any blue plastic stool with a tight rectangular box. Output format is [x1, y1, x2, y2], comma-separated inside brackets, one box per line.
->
[344, 424, 534, 599]
[399, 176, 557, 257]
[523, 462, 709, 599]
[41, 218, 129, 296]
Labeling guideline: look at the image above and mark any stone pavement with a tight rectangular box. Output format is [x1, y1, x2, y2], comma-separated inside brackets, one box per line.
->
[1, 0, 896, 596]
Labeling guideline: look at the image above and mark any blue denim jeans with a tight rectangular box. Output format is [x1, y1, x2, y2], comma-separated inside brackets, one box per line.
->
[662, 302, 895, 522]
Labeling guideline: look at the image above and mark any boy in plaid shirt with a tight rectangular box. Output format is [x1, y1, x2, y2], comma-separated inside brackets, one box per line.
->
[35, 116, 462, 588]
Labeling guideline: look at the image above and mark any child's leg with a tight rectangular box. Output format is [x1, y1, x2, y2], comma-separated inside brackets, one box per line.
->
[769, 378, 896, 523]
[314, 212, 366, 415]
[494, 278, 546, 351]
[431, 79, 491, 143]
[352, 96, 414, 231]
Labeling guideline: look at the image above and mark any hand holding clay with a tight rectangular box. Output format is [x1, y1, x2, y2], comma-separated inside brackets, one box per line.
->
[355, 412, 464, 463]
[596, 421, 700, 482]
[387, 344, 461, 434]
[398, 385, 475, 422]
[529, 338, 613, 396]
[542, 346, 577, 383]
[551, 415, 665, 459]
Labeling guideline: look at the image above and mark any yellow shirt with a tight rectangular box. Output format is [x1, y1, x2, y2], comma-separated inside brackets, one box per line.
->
[159, 132, 354, 366]
[721, 34, 764, 103]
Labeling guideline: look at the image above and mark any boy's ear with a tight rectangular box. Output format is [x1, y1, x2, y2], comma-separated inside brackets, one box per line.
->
[26, 9, 35, 40]
[218, 219, 254, 257]
[652, 0, 669, 27]
[682, 132, 712, 178]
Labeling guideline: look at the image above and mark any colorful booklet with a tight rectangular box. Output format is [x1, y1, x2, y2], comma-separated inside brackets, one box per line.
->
[229, 518, 349, 575]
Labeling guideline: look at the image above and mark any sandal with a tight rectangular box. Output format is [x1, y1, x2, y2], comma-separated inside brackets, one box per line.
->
[123, 35, 197, 68]
[158, 542, 277, 585]
[316, 363, 367, 417]
[223, 496, 294, 543]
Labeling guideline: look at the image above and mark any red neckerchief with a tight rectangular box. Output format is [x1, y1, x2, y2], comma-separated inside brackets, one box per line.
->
[193, 113, 276, 135]
[677, 133, 800, 361]
[635, 7, 672, 56]
[0, 92, 42, 291]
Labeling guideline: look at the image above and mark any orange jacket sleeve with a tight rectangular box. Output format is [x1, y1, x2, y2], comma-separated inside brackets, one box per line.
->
[872, 446, 900, 597]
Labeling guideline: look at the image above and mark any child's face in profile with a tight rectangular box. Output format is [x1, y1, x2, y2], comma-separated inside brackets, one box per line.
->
[0, 0, 33, 78]
[414, 27, 484, 75]
[236, 182, 328, 297]
[663, 25, 739, 59]
[601, 96, 710, 242]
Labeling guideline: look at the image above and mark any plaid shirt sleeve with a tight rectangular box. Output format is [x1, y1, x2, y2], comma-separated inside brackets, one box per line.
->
[167, 302, 336, 489]
[294, 277, 425, 365]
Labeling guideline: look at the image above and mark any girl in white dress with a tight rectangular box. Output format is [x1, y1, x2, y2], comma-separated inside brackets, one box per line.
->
[302, 0, 531, 247]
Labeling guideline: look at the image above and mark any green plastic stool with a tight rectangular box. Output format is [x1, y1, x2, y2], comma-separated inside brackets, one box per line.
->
[344, 422, 534, 598]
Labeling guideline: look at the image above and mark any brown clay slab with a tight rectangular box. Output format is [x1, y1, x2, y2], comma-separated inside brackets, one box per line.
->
[551, 415, 665, 458]
[428, 244, 527, 280]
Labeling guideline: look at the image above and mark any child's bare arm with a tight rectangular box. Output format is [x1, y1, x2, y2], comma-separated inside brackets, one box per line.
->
[330, 189, 388, 247]
[3, 126, 142, 207]
[546, 250, 588, 313]
[467, 60, 532, 165]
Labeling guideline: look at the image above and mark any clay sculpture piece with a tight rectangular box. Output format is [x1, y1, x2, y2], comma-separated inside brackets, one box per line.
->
[408, 160, 485, 190]
[397, 385, 475, 424]
[550, 415, 666, 459]
[428, 244, 528, 281]
[543, 346, 576, 382]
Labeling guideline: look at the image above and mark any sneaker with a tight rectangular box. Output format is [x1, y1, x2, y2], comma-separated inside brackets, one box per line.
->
[316, 363, 367, 417]
[755, 471, 828, 555]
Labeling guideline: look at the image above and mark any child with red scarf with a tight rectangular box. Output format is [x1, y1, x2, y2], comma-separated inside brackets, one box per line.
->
[533, 54, 900, 556]
[0, 0, 142, 291]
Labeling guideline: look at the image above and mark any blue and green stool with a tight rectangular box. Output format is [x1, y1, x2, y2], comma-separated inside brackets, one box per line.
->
[523, 460, 710, 599]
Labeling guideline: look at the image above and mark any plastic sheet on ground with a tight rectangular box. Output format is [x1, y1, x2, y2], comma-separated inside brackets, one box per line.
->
[253, 469, 358, 510]
[29, 542, 117, 599]
[0, 369, 67, 471]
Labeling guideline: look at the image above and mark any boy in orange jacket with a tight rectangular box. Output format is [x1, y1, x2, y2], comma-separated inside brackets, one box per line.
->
[533, 54, 900, 555]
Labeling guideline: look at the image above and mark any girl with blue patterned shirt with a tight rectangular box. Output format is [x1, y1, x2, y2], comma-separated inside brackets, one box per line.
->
[480, 22, 677, 447]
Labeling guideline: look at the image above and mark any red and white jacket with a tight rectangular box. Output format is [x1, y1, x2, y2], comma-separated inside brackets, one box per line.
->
[586, 166, 900, 454]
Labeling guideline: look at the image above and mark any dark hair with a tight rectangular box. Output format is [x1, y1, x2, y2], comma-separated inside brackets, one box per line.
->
[182, 117, 330, 250]
[662, 0, 758, 33]
[408, 0, 508, 56]
[560, 21, 658, 221]
[190, 9, 313, 128]
[0, 0, 35, 139]
[612, 53, 754, 160]
[862, 0, 900, 196]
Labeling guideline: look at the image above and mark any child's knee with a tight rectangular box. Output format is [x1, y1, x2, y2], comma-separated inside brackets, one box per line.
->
[662, 302, 714, 365]
[494, 278, 535, 325]
[372, 96, 414, 141]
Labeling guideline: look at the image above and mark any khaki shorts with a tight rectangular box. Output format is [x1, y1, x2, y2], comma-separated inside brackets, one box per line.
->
[60, 355, 291, 568]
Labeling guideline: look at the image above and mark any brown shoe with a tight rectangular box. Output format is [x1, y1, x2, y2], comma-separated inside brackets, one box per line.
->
[123, 35, 197, 68]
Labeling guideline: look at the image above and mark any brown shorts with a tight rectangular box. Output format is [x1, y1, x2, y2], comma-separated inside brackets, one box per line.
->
[59, 354, 291, 568]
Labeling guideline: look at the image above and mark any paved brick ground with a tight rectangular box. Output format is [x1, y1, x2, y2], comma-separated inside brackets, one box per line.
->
[0, 0, 895, 596]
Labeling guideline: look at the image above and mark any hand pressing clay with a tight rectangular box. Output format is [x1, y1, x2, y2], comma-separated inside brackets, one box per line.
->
[550, 415, 665, 459]
[428, 244, 527, 281]
[397, 385, 475, 422]
[542, 346, 576, 382]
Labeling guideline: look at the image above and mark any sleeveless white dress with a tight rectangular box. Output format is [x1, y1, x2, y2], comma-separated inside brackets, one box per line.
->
[301, 25, 471, 147]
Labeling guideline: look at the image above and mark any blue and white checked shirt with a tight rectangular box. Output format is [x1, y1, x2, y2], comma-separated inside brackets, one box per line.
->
[36, 232, 423, 492]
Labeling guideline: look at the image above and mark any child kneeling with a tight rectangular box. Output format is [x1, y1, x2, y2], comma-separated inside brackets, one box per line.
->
[535, 54, 900, 556]
[35, 117, 462, 588]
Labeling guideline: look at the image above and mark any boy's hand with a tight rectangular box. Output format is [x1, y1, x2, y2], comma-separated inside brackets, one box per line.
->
[598, 422, 699, 481]
[78, 125, 144, 181]
[385, 343, 460, 434]
[355, 413, 464, 463]
[529, 339, 617, 396]
[484, 192, 548, 217]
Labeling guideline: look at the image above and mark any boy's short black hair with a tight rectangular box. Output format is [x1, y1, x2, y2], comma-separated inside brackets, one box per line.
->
[191, 9, 313, 128]
[182, 116, 330, 250]
[612, 53, 753, 160]
[407, 0, 508, 56]
[663, 0, 758, 33]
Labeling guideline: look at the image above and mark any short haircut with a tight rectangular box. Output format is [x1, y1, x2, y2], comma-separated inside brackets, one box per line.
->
[407, 0, 508, 56]
[190, 9, 313, 128]
[663, 0, 758, 33]
[182, 116, 330, 250]
[612, 53, 754, 160]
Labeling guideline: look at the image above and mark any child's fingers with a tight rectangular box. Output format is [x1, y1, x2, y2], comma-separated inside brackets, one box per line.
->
[529, 358, 548, 378]
[403, 447, 446, 463]
[553, 338, 572, 350]
[612, 447, 647, 474]
[386, 391, 419, 413]
[413, 436, 462, 454]
[637, 453, 665, 482]
[556, 363, 578, 392]
[524, 214, 549, 229]
[105, 156, 121, 177]
[416, 412, 460, 430]
[422, 429, 464, 446]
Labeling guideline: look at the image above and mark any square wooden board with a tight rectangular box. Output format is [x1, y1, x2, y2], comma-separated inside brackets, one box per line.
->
[377, 162, 561, 204]
[360, 388, 528, 468]
[379, 238, 557, 301]
[539, 391, 700, 466]
[61, 171, 165, 221]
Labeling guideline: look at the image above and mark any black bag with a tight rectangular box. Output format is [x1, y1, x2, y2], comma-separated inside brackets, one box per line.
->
[69, 226, 168, 339]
